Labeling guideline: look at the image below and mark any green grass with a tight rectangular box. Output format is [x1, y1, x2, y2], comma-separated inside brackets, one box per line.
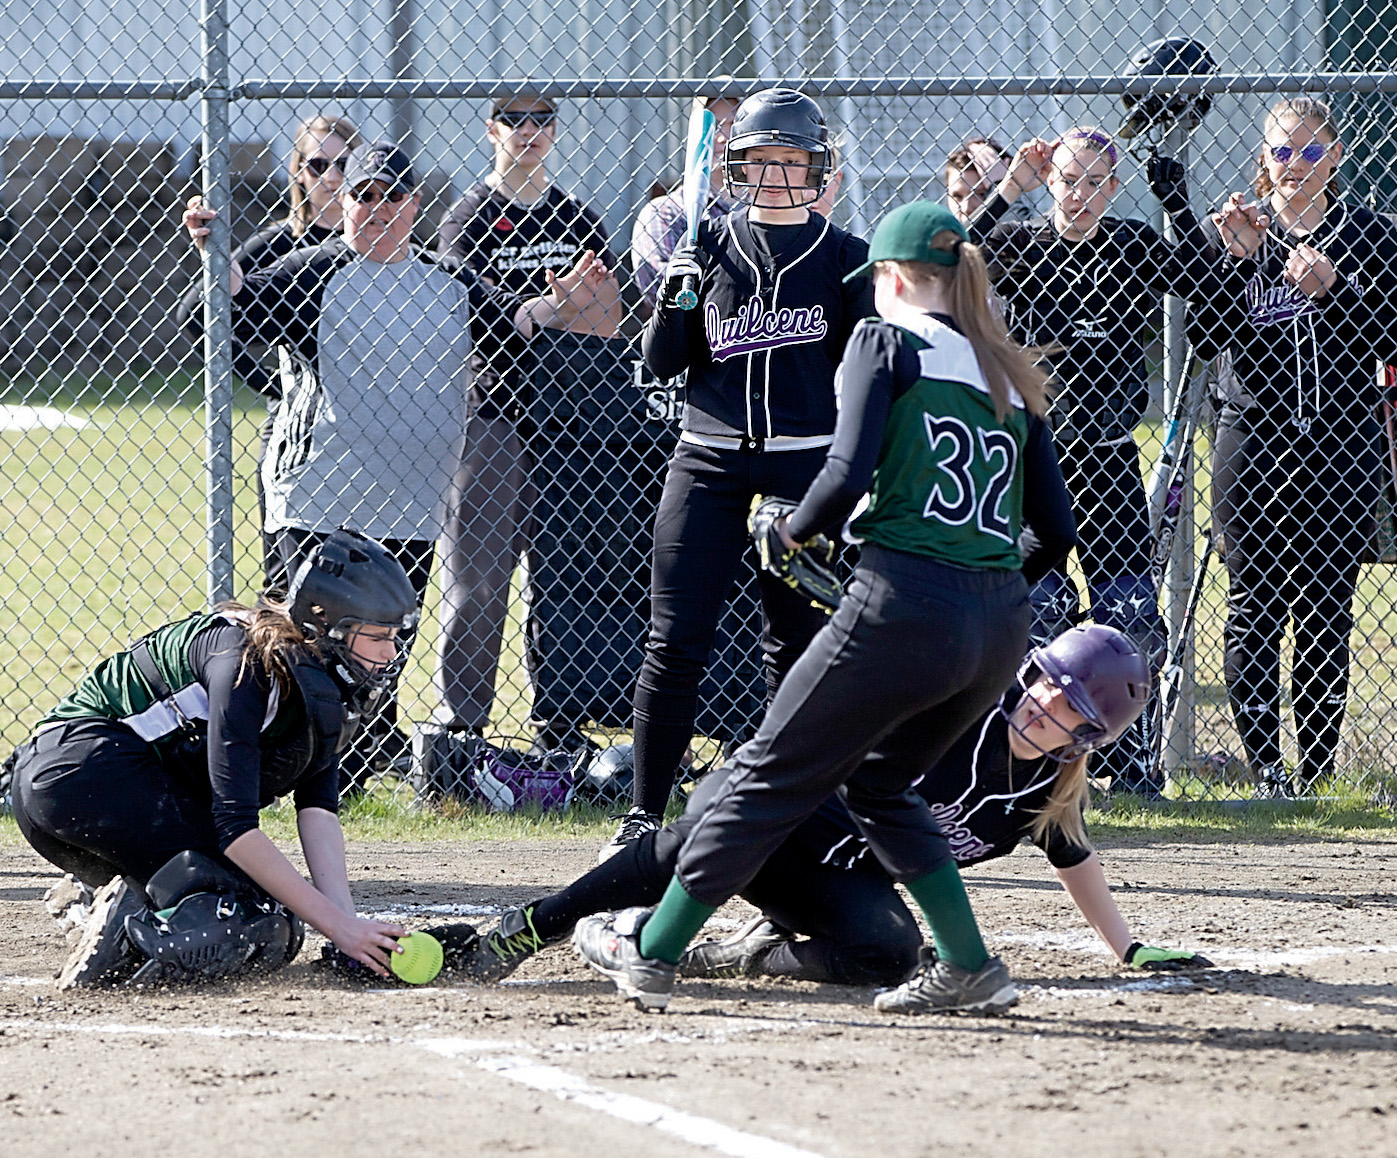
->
[5, 382, 1397, 805]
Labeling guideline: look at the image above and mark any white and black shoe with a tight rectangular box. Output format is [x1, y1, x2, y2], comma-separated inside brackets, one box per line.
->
[873, 950, 1017, 1016]
[678, 915, 793, 978]
[56, 876, 146, 990]
[573, 908, 676, 1012]
[597, 807, 661, 864]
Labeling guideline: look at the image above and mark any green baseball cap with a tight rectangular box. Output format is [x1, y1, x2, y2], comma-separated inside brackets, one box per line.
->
[843, 200, 969, 282]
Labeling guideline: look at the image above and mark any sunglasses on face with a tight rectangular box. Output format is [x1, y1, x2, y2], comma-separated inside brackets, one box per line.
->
[1268, 142, 1329, 164]
[492, 109, 557, 129]
[301, 155, 348, 176]
[347, 186, 410, 206]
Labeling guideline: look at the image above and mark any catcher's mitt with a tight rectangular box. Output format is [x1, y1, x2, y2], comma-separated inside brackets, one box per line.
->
[748, 495, 842, 612]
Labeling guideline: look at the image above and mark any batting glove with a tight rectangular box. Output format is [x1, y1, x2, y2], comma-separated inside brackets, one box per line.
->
[749, 495, 842, 612]
[1146, 155, 1191, 217]
[1124, 941, 1214, 971]
[660, 241, 703, 309]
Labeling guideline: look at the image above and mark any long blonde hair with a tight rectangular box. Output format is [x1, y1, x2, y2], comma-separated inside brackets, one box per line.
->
[1028, 752, 1091, 849]
[887, 237, 1052, 419]
[287, 114, 362, 237]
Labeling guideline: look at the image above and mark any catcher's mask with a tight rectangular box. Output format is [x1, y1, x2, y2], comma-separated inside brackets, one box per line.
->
[1003, 624, 1150, 761]
[286, 528, 419, 710]
[1119, 37, 1216, 142]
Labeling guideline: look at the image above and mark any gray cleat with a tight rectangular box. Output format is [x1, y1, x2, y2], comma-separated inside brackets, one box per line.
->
[572, 908, 676, 1012]
[678, 915, 793, 978]
[873, 950, 1017, 1016]
[56, 876, 145, 990]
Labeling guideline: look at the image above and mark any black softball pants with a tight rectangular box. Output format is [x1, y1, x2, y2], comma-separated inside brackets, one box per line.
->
[631, 441, 831, 816]
[1212, 412, 1372, 783]
[530, 765, 920, 987]
[11, 718, 224, 890]
[676, 544, 1030, 907]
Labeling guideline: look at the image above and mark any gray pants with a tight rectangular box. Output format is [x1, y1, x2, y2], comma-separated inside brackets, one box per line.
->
[434, 409, 536, 731]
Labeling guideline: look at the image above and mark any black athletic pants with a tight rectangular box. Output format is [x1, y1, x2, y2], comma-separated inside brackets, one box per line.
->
[675, 545, 1030, 907]
[11, 718, 225, 890]
[631, 441, 831, 816]
[529, 767, 921, 987]
[1212, 411, 1370, 783]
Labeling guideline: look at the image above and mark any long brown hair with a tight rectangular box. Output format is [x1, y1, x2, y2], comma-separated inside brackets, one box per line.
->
[216, 596, 313, 695]
[885, 239, 1052, 419]
[1254, 97, 1342, 202]
[1029, 753, 1091, 849]
[287, 114, 362, 237]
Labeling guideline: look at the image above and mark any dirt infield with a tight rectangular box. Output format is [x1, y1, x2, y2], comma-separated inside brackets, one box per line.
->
[2, 831, 1395, 1158]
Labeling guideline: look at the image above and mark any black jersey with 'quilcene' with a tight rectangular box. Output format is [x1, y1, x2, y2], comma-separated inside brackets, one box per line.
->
[642, 207, 874, 441]
[792, 693, 1093, 872]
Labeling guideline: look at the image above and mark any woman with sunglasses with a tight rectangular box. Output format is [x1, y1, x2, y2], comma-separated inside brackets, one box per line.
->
[1189, 98, 1397, 797]
[454, 625, 1210, 990]
[181, 114, 362, 590]
[964, 126, 1214, 797]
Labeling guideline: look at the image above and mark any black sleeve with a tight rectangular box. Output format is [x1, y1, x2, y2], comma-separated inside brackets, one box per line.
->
[966, 192, 1016, 248]
[785, 320, 898, 542]
[835, 231, 876, 346]
[188, 624, 273, 851]
[292, 758, 341, 815]
[229, 247, 340, 354]
[640, 227, 714, 379]
[1033, 821, 1094, 871]
[175, 221, 296, 334]
[1019, 413, 1076, 584]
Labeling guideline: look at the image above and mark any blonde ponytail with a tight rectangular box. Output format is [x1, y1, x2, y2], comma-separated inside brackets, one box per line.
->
[1028, 753, 1091, 849]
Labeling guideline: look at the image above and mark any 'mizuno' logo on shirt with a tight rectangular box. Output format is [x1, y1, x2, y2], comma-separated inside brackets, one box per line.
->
[705, 297, 828, 362]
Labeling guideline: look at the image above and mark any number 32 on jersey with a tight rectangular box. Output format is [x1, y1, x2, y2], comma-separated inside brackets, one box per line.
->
[921, 414, 1018, 544]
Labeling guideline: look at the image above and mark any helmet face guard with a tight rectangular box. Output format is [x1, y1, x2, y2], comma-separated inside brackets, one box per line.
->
[1002, 624, 1151, 762]
[1119, 37, 1216, 143]
[723, 87, 830, 205]
[286, 529, 419, 705]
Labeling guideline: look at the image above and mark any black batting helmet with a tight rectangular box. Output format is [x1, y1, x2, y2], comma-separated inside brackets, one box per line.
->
[286, 529, 419, 705]
[724, 88, 830, 201]
[1119, 37, 1217, 140]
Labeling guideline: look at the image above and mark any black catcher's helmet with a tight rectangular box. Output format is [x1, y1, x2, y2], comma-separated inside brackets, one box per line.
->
[724, 88, 830, 201]
[1008, 624, 1151, 760]
[286, 529, 419, 705]
[1119, 37, 1217, 140]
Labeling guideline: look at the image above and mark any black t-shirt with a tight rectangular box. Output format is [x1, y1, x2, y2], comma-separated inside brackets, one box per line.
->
[793, 691, 1094, 872]
[437, 182, 615, 415]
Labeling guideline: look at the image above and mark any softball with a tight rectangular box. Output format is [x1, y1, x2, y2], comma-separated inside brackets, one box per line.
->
[390, 931, 444, 985]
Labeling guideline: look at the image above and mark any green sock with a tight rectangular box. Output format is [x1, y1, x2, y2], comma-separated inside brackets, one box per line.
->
[903, 863, 989, 972]
[637, 877, 717, 964]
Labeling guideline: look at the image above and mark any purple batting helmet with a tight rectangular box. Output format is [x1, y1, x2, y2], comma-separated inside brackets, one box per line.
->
[1009, 624, 1151, 760]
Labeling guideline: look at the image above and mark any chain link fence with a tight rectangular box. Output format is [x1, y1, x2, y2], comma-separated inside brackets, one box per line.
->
[5, 0, 1397, 808]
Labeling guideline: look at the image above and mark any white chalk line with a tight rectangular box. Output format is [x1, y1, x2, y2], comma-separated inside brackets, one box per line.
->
[0, 1015, 828, 1158]
[0, 404, 88, 431]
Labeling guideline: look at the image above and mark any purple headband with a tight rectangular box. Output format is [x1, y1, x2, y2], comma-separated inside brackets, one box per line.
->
[1059, 127, 1119, 171]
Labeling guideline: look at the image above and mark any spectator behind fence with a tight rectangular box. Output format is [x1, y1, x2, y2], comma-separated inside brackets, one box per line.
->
[432, 92, 623, 760]
[966, 126, 1214, 796]
[1189, 97, 1397, 798]
[944, 136, 1028, 226]
[5, 530, 415, 990]
[180, 114, 361, 589]
[183, 139, 614, 790]
[607, 88, 875, 857]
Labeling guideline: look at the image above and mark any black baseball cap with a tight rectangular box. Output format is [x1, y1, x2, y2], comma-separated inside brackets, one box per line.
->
[343, 140, 417, 192]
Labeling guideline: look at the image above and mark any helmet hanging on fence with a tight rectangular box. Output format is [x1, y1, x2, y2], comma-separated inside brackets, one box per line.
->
[1119, 37, 1217, 141]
